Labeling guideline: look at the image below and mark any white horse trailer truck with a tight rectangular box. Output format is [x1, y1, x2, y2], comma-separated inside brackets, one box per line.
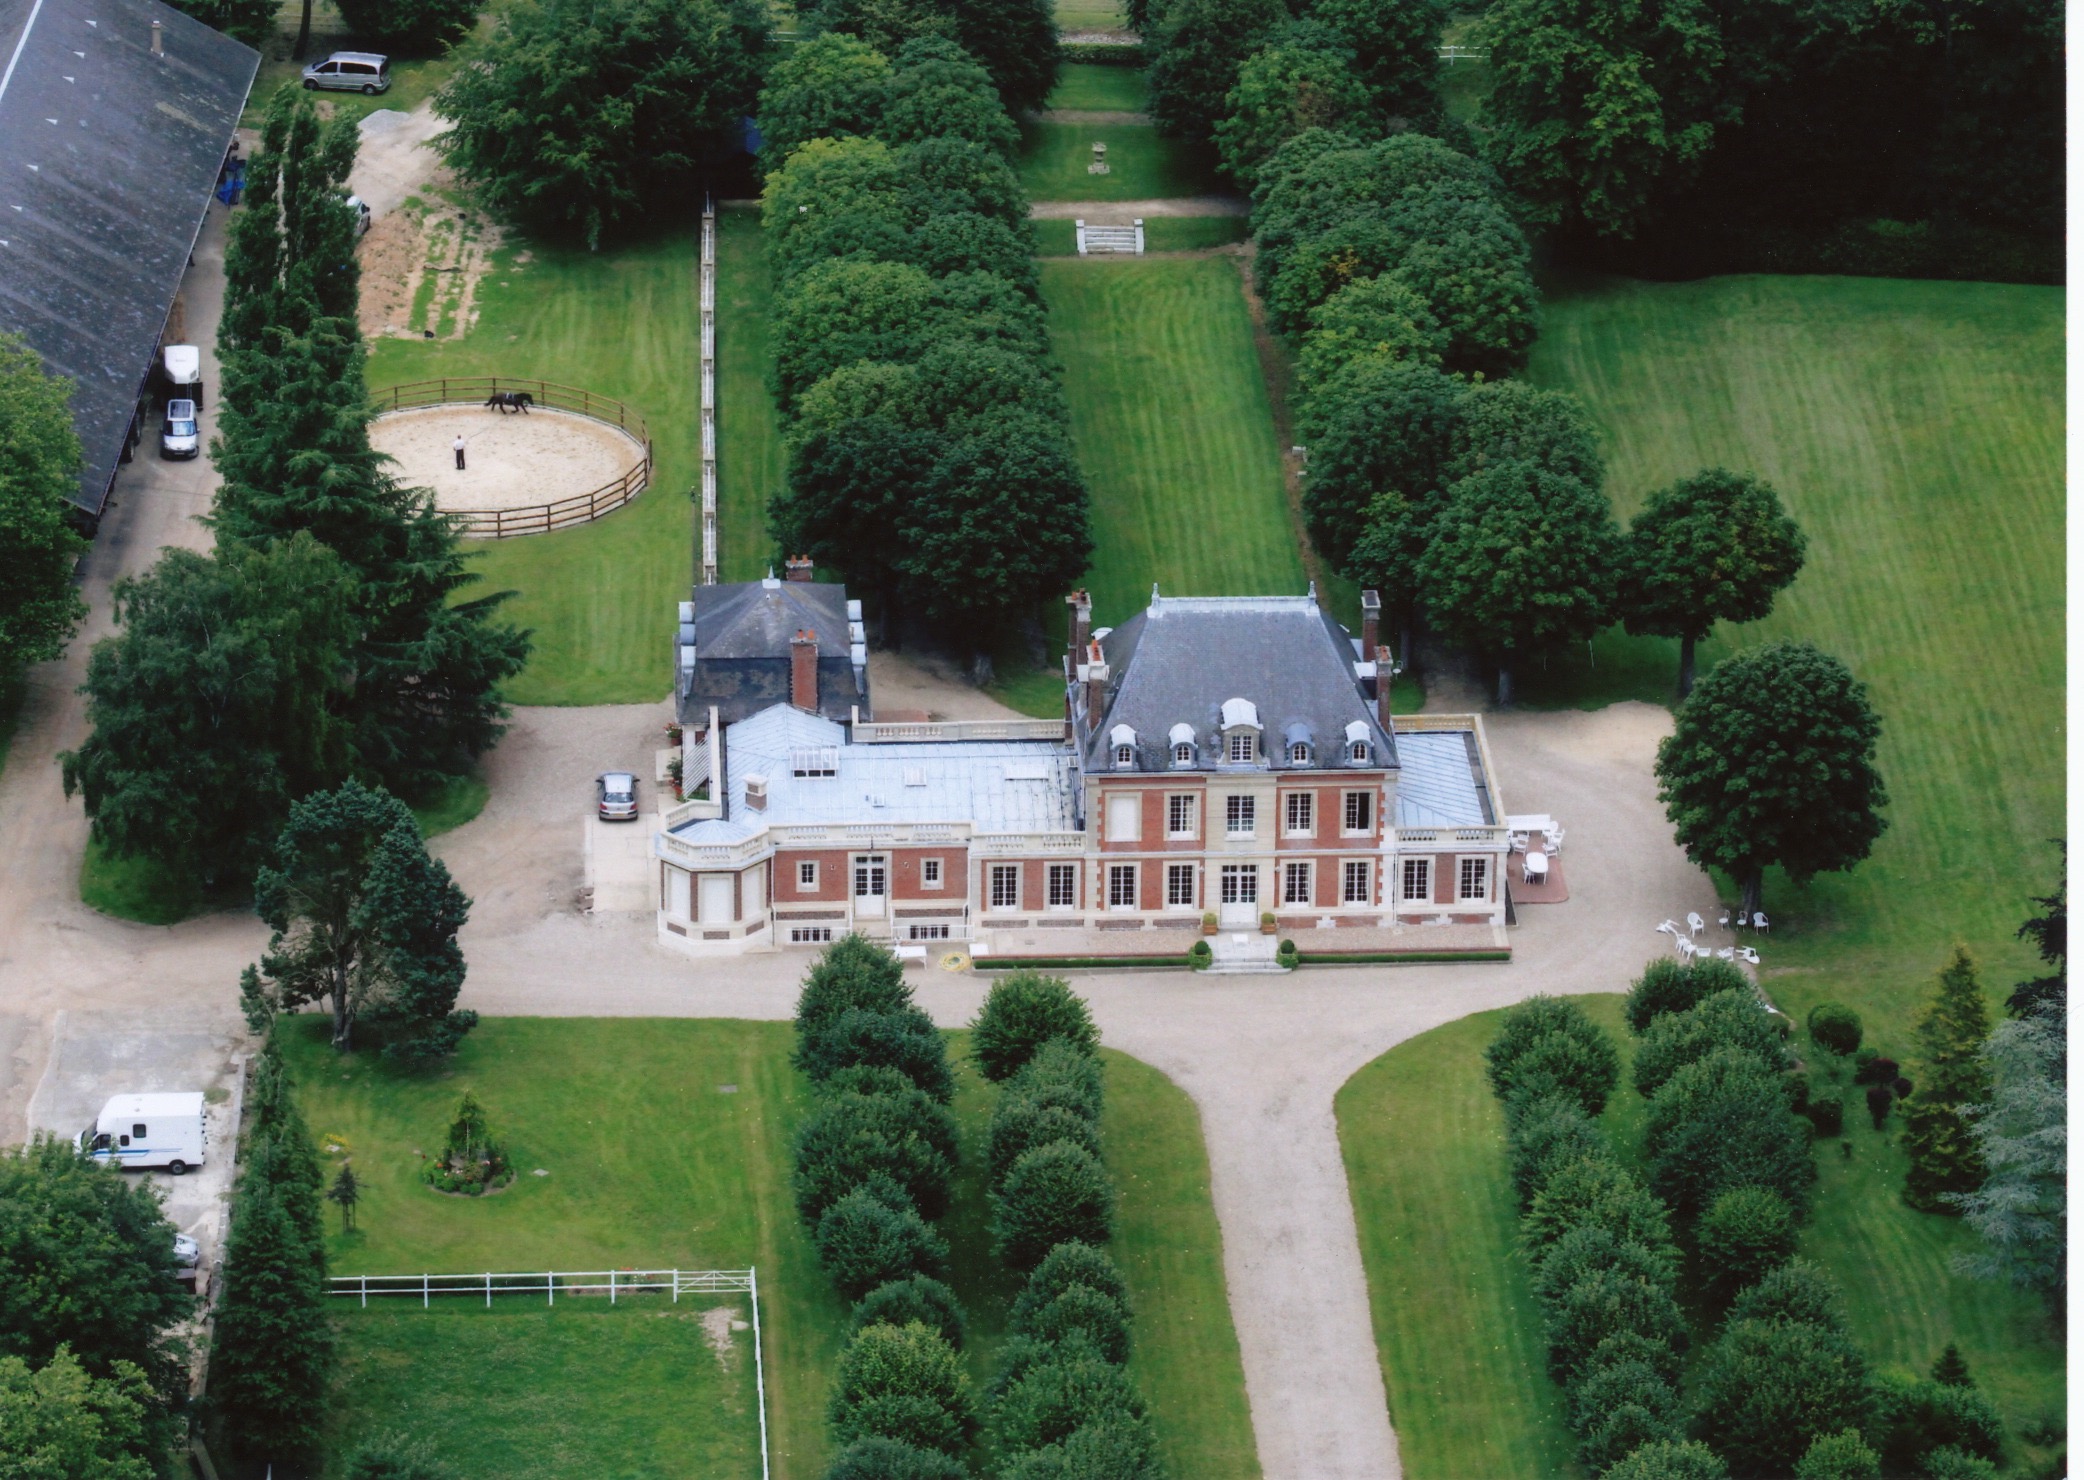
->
[78, 1092, 207, 1174]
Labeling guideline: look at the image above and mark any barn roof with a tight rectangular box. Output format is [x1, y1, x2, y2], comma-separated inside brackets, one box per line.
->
[0, 0, 256, 518]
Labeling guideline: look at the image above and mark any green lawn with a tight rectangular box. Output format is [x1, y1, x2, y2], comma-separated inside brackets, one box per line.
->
[717, 207, 787, 583]
[1056, 0, 1130, 31]
[1041, 258, 1305, 626]
[1340, 996, 2065, 1479]
[285, 1017, 1255, 1479]
[1047, 63, 1148, 111]
[367, 229, 702, 706]
[1019, 123, 1224, 202]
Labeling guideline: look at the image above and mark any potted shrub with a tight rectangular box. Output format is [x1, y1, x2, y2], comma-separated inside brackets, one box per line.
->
[1259, 911, 1277, 936]
[424, 1091, 513, 1195]
[1276, 938, 1300, 970]
[1188, 939, 1212, 970]
[1201, 911, 1217, 936]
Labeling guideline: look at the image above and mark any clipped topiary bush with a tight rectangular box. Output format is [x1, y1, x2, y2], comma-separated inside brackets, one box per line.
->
[991, 1341, 1146, 1453]
[1012, 1282, 1131, 1365]
[1633, 989, 1793, 1098]
[816, 1188, 950, 1301]
[987, 1097, 1104, 1186]
[1870, 1372, 2005, 1474]
[1807, 1002, 1864, 1056]
[1013, 1241, 1131, 1324]
[1485, 997, 1620, 1118]
[971, 971, 1099, 1082]
[1865, 1082, 1894, 1128]
[1805, 1096, 1846, 1137]
[1522, 1151, 1673, 1255]
[1625, 957, 1751, 1033]
[797, 935, 915, 1038]
[1601, 1440, 1731, 1480]
[1541, 1264, 1688, 1383]
[1730, 1259, 1847, 1331]
[1696, 1185, 1797, 1301]
[828, 1321, 975, 1456]
[1528, 1222, 1677, 1312]
[1008, 1039, 1105, 1124]
[796, 1005, 956, 1102]
[793, 1088, 959, 1225]
[1506, 1095, 1605, 1210]
[821, 1435, 970, 1480]
[999, 1413, 1163, 1480]
[1794, 1427, 1881, 1480]
[993, 1141, 1116, 1270]
[854, 1276, 967, 1350]
[1853, 1053, 1899, 1086]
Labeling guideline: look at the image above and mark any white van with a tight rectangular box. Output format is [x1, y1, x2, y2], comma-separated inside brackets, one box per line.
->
[162, 344, 202, 410]
[79, 1092, 207, 1174]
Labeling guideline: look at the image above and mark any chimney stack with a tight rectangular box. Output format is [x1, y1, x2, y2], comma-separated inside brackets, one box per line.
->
[1066, 589, 1092, 668]
[150, 18, 163, 55]
[790, 628, 818, 712]
[784, 555, 814, 583]
[1360, 589, 1381, 662]
[1376, 645, 1396, 729]
[1083, 638, 1110, 725]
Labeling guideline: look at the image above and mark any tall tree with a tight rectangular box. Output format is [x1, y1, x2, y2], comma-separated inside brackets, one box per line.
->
[60, 537, 359, 889]
[0, 1139, 192, 1463]
[334, 0, 479, 51]
[757, 32, 894, 173]
[240, 780, 477, 1057]
[1949, 1010, 2064, 1306]
[1617, 469, 1807, 697]
[0, 1348, 156, 1480]
[435, 0, 768, 247]
[1311, 0, 1447, 120]
[1293, 275, 1445, 396]
[1654, 640, 1888, 918]
[0, 334, 86, 674]
[161, 0, 278, 46]
[2007, 843, 2064, 1020]
[210, 1143, 333, 1465]
[1213, 26, 1371, 188]
[1146, 0, 1290, 144]
[1418, 462, 1620, 705]
[223, 88, 363, 354]
[1901, 947, 1993, 1212]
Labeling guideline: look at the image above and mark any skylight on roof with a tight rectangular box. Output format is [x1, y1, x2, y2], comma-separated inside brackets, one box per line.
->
[790, 747, 839, 777]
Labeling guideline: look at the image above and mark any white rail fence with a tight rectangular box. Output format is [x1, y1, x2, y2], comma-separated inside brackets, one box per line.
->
[333, 1266, 770, 1480]
[699, 203, 720, 586]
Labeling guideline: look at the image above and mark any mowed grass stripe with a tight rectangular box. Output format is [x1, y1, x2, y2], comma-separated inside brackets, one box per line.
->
[1042, 259, 1306, 624]
[717, 207, 787, 582]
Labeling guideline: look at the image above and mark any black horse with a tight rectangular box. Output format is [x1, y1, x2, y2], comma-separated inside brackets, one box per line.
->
[484, 390, 535, 414]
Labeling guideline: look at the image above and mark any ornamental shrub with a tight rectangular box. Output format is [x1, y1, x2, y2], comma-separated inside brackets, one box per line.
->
[1729, 1260, 1846, 1332]
[794, 1088, 959, 1224]
[1920, 1449, 1999, 1480]
[1807, 1003, 1864, 1056]
[1012, 1283, 1131, 1365]
[1602, 1441, 1731, 1480]
[1645, 1047, 1817, 1222]
[828, 1321, 974, 1456]
[1506, 1095, 1605, 1210]
[1695, 1186, 1797, 1301]
[1691, 1318, 1872, 1478]
[1522, 1152, 1673, 1255]
[345, 1435, 459, 1479]
[992, 1342, 1146, 1453]
[999, 1413, 1163, 1480]
[854, 1276, 967, 1350]
[988, 1098, 1103, 1186]
[1011, 1242, 1131, 1325]
[1574, 1328, 1684, 1388]
[1567, 1348, 1682, 1438]
[1633, 989, 1793, 1098]
[1794, 1428, 1881, 1480]
[1853, 1054, 1900, 1087]
[796, 1005, 955, 1102]
[1866, 1083, 1894, 1128]
[1010, 1039, 1105, 1123]
[1485, 997, 1620, 1115]
[1527, 1222, 1677, 1312]
[1870, 1373, 2005, 1474]
[1578, 1391, 1684, 1473]
[1626, 957, 1751, 1033]
[971, 972, 1098, 1082]
[1542, 1264, 1688, 1383]
[1806, 1096, 1846, 1137]
[795, 934, 914, 1039]
[821, 1435, 970, 1480]
[993, 1142, 1115, 1269]
[816, 1188, 950, 1301]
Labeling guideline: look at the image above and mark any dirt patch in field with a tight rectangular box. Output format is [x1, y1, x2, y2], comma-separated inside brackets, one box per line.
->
[370, 405, 646, 515]
[698, 1305, 737, 1364]
[356, 196, 501, 341]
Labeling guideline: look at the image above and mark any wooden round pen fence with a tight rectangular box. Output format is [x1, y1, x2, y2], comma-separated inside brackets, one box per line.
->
[369, 378, 652, 538]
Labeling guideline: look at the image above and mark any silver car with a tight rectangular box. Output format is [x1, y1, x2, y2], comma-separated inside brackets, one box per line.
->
[302, 51, 390, 94]
[160, 399, 198, 459]
[596, 772, 639, 822]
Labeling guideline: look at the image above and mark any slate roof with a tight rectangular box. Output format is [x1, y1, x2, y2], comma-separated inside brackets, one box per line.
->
[1088, 594, 1396, 773]
[668, 707, 1079, 842]
[0, 0, 257, 519]
[677, 577, 868, 728]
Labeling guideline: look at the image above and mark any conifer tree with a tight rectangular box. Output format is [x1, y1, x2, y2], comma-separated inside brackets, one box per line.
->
[1902, 947, 1994, 1212]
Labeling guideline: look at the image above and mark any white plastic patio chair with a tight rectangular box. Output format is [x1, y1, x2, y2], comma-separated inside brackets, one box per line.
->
[1687, 911, 1706, 937]
[1545, 826, 1565, 854]
[1752, 912, 1770, 933]
[1718, 908, 1732, 930]
[1715, 947, 1735, 961]
[1509, 831, 1531, 852]
[1655, 919, 1681, 937]
[1737, 946, 1761, 965]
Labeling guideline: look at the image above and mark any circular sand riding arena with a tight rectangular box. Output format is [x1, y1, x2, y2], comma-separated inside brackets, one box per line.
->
[368, 383, 651, 538]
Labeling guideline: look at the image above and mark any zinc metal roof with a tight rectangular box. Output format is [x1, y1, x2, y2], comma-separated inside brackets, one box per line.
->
[1393, 729, 1494, 828]
[0, 0, 257, 517]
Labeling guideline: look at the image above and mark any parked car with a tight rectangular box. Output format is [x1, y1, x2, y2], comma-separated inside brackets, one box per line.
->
[302, 51, 390, 94]
[160, 399, 198, 459]
[78, 1092, 207, 1174]
[172, 1233, 200, 1289]
[597, 772, 639, 821]
[345, 194, 372, 236]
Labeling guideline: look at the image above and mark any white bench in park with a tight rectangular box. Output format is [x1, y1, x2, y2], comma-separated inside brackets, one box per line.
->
[1076, 220, 1144, 255]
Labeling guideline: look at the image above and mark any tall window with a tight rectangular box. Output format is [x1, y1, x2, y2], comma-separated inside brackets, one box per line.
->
[1288, 741, 1310, 764]
[1173, 742, 1194, 766]
[990, 864, 1020, 910]
[921, 858, 943, 888]
[797, 861, 818, 891]
[1219, 864, 1257, 904]
[1285, 791, 1314, 836]
[1167, 864, 1196, 907]
[1047, 862, 1077, 908]
[1344, 860, 1372, 904]
[1225, 795, 1256, 837]
[1283, 861, 1312, 904]
[1227, 731, 1255, 763]
[1108, 864, 1138, 909]
[1459, 857, 1489, 901]
[1344, 791, 1373, 834]
[1401, 857, 1431, 902]
[1166, 794, 1196, 838]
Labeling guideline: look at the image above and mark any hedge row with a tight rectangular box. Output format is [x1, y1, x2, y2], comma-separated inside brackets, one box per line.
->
[794, 937, 979, 1476]
[973, 974, 1163, 1479]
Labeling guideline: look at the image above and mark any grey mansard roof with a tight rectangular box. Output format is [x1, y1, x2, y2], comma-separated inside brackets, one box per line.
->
[676, 577, 867, 727]
[1086, 594, 1396, 773]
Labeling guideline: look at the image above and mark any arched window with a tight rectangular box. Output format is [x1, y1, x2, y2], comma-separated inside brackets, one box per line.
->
[1115, 744, 1135, 767]
[1174, 742, 1194, 765]
[1227, 731, 1255, 763]
[1289, 741, 1310, 764]
[1349, 740, 1369, 763]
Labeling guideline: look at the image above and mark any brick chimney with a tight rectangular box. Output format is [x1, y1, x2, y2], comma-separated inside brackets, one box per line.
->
[1360, 589, 1381, 660]
[784, 555, 814, 583]
[1066, 589, 1092, 668]
[1083, 638, 1110, 724]
[1376, 645, 1395, 729]
[791, 629, 819, 712]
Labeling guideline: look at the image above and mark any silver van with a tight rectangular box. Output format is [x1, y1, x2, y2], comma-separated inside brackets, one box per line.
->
[302, 52, 390, 94]
[160, 399, 198, 460]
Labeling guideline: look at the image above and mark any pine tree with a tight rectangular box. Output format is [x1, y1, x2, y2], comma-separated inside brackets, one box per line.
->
[1902, 947, 1994, 1212]
[1931, 1343, 1972, 1387]
[328, 1164, 360, 1232]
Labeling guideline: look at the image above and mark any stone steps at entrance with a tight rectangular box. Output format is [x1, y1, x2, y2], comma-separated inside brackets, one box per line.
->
[1206, 931, 1288, 976]
[1075, 221, 1144, 255]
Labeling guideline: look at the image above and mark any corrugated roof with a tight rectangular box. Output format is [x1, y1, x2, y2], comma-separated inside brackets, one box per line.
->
[1394, 730, 1493, 828]
[0, 0, 257, 517]
[675, 706, 1079, 837]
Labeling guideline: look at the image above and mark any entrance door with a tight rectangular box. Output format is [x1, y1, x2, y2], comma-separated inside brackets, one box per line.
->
[1218, 864, 1258, 928]
[698, 873, 733, 925]
[853, 855, 888, 918]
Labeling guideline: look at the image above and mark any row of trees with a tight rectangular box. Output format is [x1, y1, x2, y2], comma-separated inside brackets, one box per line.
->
[61, 87, 529, 902]
[759, 39, 1093, 649]
[0, 335, 87, 685]
[1487, 984, 2010, 1478]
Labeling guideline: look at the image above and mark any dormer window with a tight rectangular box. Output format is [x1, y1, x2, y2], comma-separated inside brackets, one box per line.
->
[1115, 745, 1135, 767]
[1289, 741, 1310, 764]
[1174, 743, 1194, 765]
[1227, 732, 1255, 763]
[1348, 740, 1369, 762]
[1168, 722, 1196, 768]
[1109, 724, 1138, 770]
[1344, 720, 1372, 766]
